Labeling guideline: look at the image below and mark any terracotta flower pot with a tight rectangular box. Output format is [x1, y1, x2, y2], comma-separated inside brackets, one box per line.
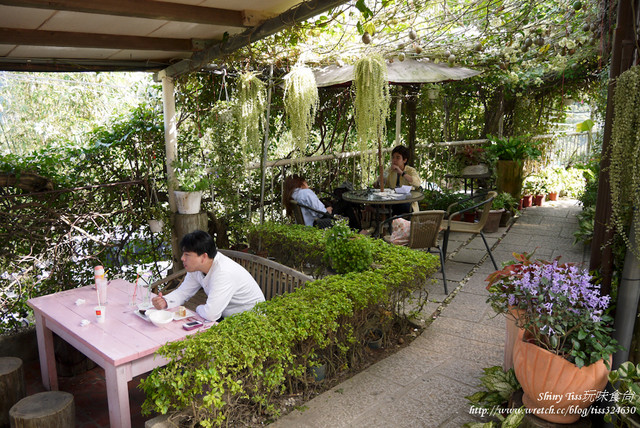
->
[548, 192, 558, 201]
[463, 211, 477, 223]
[512, 329, 610, 424]
[522, 195, 533, 208]
[503, 307, 524, 371]
[534, 194, 545, 206]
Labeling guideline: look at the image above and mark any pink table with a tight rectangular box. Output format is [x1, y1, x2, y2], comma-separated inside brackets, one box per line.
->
[27, 279, 207, 428]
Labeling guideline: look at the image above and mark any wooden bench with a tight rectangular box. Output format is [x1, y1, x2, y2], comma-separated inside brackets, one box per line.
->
[151, 249, 312, 311]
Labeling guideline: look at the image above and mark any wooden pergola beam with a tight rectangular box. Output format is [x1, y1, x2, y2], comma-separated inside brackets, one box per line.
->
[0, 0, 249, 27]
[0, 28, 198, 52]
[161, 0, 350, 78]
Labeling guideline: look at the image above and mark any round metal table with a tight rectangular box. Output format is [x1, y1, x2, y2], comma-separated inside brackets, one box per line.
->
[342, 189, 425, 235]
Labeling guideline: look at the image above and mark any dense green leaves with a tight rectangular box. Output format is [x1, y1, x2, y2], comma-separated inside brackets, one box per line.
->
[141, 222, 440, 425]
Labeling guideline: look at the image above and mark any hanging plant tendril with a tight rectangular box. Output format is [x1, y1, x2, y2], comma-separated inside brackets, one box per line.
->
[235, 71, 266, 153]
[354, 54, 391, 153]
[283, 65, 319, 152]
[609, 66, 640, 259]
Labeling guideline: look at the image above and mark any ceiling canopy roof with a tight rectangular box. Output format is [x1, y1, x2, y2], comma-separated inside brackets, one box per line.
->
[0, 0, 347, 76]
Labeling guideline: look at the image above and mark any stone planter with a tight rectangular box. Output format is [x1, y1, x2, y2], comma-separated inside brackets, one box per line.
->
[499, 210, 512, 228]
[484, 209, 504, 233]
[513, 329, 610, 423]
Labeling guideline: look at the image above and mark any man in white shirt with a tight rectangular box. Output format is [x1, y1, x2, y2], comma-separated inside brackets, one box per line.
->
[152, 230, 265, 322]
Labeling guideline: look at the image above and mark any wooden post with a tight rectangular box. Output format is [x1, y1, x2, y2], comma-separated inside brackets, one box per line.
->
[171, 212, 207, 271]
[589, 0, 639, 295]
[0, 357, 26, 426]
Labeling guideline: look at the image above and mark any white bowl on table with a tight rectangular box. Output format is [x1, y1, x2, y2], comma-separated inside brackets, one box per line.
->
[147, 310, 174, 327]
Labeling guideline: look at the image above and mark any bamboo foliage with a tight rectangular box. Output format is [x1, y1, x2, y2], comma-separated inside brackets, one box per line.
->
[235, 71, 266, 152]
[283, 65, 319, 152]
[353, 54, 391, 152]
[609, 65, 640, 258]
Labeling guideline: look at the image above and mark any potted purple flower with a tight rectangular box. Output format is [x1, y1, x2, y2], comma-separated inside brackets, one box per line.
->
[487, 256, 621, 423]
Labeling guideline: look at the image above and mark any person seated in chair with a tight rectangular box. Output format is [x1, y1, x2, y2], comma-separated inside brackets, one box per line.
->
[152, 230, 265, 322]
[375, 145, 422, 215]
[283, 174, 333, 228]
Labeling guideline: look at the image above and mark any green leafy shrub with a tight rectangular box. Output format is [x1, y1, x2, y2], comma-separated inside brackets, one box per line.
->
[486, 134, 543, 162]
[141, 223, 440, 426]
[325, 220, 372, 274]
[419, 189, 467, 211]
[491, 192, 518, 212]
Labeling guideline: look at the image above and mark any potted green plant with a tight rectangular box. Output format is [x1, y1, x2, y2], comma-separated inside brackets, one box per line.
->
[486, 134, 543, 199]
[483, 192, 514, 233]
[607, 361, 640, 427]
[171, 159, 212, 214]
[486, 254, 620, 423]
[491, 192, 518, 227]
[542, 168, 564, 201]
[526, 173, 547, 206]
[521, 178, 535, 208]
[325, 220, 373, 274]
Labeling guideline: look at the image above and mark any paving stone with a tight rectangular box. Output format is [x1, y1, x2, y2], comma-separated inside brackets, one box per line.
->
[450, 248, 486, 264]
[362, 345, 447, 387]
[442, 261, 474, 281]
[466, 236, 500, 250]
[429, 316, 504, 346]
[272, 371, 406, 428]
[350, 376, 476, 428]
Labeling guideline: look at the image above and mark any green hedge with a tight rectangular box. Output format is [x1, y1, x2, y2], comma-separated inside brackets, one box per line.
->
[141, 222, 440, 426]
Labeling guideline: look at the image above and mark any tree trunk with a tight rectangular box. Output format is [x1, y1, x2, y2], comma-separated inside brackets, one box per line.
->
[482, 86, 505, 137]
[405, 85, 419, 166]
[0, 357, 26, 427]
[9, 391, 74, 428]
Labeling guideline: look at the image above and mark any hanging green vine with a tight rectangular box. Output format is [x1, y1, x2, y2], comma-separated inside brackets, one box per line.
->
[353, 54, 391, 153]
[235, 71, 266, 152]
[283, 65, 319, 152]
[609, 65, 640, 259]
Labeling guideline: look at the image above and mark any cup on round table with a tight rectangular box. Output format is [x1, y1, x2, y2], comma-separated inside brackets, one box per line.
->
[95, 305, 106, 323]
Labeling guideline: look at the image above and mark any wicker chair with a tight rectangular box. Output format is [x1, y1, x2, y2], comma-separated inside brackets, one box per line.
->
[381, 210, 448, 293]
[289, 199, 336, 227]
[441, 191, 498, 271]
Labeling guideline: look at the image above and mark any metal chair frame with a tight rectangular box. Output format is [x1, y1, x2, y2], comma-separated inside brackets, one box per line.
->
[381, 210, 448, 294]
[441, 191, 499, 271]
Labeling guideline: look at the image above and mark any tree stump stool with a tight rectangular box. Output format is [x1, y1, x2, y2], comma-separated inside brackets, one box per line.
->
[9, 391, 74, 428]
[0, 357, 26, 427]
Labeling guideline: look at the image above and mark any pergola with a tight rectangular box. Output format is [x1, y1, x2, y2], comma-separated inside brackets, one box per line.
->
[3, 0, 640, 364]
[0, 0, 349, 208]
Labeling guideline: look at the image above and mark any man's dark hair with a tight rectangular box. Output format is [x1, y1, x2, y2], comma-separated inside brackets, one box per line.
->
[392, 145, 410, 161]
[180, 230, 217, 258]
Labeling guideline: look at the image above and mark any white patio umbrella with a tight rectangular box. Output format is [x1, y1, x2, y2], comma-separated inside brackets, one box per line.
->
[313, 58, 482, 182]
[313, 58, 481, 87]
